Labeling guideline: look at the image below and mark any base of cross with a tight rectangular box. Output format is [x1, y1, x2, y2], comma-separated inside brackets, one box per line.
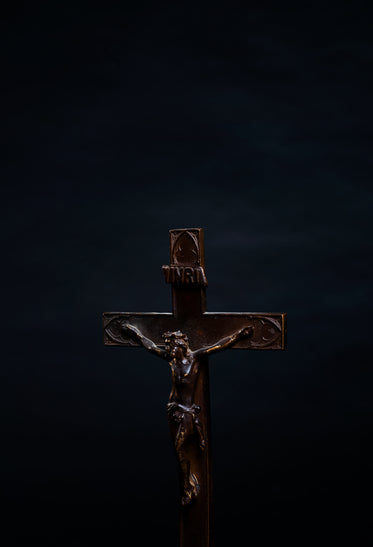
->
[103, 228, 286, 547]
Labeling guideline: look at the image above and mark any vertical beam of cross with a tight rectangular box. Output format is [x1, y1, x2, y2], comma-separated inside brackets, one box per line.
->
[168, 229, 212, 547]
[103, 228, 286, 547]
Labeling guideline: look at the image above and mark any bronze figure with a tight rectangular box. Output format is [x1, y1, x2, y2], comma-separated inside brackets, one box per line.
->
[124, 324, 253, 506]
[103, 228, 287, 547]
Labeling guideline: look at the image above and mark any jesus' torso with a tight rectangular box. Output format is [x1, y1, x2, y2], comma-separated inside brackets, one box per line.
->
[169, 355, 199, 407]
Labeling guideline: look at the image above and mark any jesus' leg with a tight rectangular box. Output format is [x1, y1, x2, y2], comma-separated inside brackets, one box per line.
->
[175, 415, 200, 505]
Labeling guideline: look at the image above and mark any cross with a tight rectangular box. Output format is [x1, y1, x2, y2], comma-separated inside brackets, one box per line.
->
[103, 228, 286, 547]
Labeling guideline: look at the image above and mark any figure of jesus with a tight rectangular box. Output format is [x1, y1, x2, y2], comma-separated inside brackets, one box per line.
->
[124, 323, 253, 506]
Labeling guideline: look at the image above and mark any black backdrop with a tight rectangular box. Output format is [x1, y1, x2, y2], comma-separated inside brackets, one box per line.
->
[2, 2, 372, 546]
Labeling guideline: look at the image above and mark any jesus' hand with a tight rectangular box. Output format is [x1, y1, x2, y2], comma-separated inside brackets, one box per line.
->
[122, 323, 141, 338]
[238, 326, 253, 338]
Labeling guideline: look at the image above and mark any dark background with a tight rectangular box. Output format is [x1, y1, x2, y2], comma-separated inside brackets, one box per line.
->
[2, 2, 372, 546]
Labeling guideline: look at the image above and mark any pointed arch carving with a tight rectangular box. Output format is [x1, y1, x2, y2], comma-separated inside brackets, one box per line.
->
[171, 231, 199, 267]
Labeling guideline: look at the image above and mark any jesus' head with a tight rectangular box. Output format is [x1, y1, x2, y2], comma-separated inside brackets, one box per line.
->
[162, 331, 190, 357]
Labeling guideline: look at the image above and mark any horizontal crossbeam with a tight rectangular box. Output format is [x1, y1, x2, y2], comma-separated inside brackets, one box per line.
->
[103, 311, 286, 351]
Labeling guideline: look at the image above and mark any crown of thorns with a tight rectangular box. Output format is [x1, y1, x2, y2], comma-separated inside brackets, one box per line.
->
[162, 330, 188, 341]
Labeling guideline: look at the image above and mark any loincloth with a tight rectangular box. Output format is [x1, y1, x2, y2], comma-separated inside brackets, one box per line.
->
[167, 402, 201, 423]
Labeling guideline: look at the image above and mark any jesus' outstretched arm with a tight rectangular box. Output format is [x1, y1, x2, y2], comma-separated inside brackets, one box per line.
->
[123, 324, 169, 360]
[193, 326, 253, 358]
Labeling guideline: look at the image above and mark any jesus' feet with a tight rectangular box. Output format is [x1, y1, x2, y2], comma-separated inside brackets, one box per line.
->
[181, 473, 200, 506]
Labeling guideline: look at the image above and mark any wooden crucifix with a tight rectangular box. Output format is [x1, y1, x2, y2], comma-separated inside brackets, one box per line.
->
[103, 228, 286, 547]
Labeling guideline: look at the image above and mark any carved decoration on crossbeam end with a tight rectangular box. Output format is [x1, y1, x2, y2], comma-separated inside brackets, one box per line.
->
[103, 315, 138, 346]
[248, 316, 283, 349]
